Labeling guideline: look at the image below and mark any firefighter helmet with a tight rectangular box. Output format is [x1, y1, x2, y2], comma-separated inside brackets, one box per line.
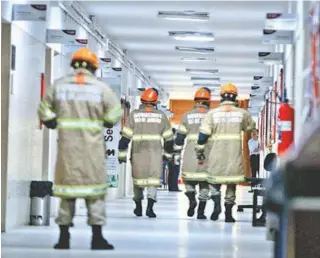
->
[194, 88, 211, 101]
[220, 83, 238, 96]
[141, 88, 158, 104]
[71, 47, 99, 69]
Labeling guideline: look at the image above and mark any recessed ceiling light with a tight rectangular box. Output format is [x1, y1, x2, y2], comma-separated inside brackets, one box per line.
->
[191, 77, 220, 81]
[181, 57, 216, 62]
[186, 69, 219, 75]
[176, 46, 215, 54]
[169, 31, 214, 41]
[158, 10, 210, 21]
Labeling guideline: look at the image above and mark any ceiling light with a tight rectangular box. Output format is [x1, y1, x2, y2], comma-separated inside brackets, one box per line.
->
[169, 31, 214, 41]
[191, 77, 220, 81]
[193, 83, 221, 88]
[181, 57, 216, 62]
[176, 46, 214, 54]
[186, 69, 218, 75]
[158, 11, 210, 21]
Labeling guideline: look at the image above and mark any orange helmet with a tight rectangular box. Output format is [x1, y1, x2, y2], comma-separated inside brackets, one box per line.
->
[141, 88, 158, 104]
[220, 83, 238, 96]
[71, 47, 99, 69]
[194, 88, 211, 101]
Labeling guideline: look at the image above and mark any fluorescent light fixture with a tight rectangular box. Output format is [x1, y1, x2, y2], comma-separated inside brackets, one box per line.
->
[169, 31, 214, 41]
[187, 69, 218, 75]
[176, 46, 214, 54]
[193, 83, 220, 88]
[191, 77, 220, 81]
[158, 10, 209, 21]
[181, 57, 216, 62]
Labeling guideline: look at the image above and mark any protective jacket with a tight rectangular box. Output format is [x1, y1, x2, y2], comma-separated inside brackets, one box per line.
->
[38, 68, 123, 198]
[175, 104, 211, 181]
[118, 104, 173, 187]
[198, 101, 255, 184]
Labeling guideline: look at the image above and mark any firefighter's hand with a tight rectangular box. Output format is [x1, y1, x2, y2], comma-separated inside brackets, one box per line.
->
[173, 153, 181, 165]
[163, 153, 173, 162]
[195, 144, 205, 164]
[43, 118, 57, 129]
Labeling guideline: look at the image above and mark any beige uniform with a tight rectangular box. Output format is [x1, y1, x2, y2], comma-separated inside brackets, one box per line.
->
[176, 104, 211, 201]
[199, 101, 255, 204]
[38, 68, 123, 225]
[119, 104, 173, 201]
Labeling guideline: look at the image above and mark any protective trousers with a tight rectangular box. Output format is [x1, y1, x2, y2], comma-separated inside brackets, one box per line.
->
[55, 196, 106, 225]
[185, 181, 209, 201]
[133, 185, 157, 201]
[210, 184, 236, 205]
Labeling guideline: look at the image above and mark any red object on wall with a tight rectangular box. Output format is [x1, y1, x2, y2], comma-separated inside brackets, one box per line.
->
[40, 73, 45, 129]
[277, 103, 295, 156]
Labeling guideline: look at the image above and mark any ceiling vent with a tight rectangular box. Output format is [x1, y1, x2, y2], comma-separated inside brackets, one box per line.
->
[169, 31, 214, 41]
[181, 57, 216, 62]
[186, 69, 218, 75]
[176, 46, 214, 54]
[158, 10, 210, 21]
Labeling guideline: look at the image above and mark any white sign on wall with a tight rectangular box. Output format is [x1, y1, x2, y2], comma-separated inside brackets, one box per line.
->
[258, 52, 284, 65]
[46, 29, 77, 44]
[13, 4, 47, 21]
[100, 58, 112, 77]
[262, 30, 294, 45]
[265, 13, 297, 31]
[104, 124, 121, 188]
[63, 39, 88, 54]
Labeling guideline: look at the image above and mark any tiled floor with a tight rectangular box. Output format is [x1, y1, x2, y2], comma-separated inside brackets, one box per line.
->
[1, 186, 273, 258]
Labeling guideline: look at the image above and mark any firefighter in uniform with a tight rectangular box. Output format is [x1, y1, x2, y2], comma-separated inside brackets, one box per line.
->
[195, 83, 255, 222]
[118, 88, 174, 218]
[38, 47, 123, 250]
[174, 88, 212, 219]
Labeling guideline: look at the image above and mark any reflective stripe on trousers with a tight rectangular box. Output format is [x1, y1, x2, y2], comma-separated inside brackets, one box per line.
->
[181, 171, 208, 181]
[133, 178, 162, 187]
[207, 175, 245, 184]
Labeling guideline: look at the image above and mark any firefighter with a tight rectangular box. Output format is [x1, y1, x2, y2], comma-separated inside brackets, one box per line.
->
[195, 83, 255, 222]
[38, 47, 123, 250]
[173, 88, 212, 219]
[118, 88, 174, 218]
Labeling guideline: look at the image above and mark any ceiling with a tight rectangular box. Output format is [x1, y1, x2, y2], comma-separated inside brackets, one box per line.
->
[81, 1, 288, 100]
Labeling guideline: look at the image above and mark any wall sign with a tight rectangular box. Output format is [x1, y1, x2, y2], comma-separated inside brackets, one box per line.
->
[13, 4, 47, 21]
[258, 52, 284, 65]
[100, 58, 112, 77]
[262, 29, 294, 45]
[62, 39, 88, 54]
[46, 29, 77, 44]
[265, 13, 297, 31]
[104, 123, 121, 188]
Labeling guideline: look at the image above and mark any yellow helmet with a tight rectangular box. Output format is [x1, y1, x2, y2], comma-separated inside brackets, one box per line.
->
[220, 83, 238, 96]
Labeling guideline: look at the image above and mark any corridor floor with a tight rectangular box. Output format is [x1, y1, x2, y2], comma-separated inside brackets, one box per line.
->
[1, 186, 273, 258]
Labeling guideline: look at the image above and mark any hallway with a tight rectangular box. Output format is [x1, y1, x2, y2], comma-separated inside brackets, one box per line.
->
[1, 187, 273, 258]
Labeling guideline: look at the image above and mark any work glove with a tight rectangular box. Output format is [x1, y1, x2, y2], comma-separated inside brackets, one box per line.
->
[195, 145, 206, 164]
[163, 152, 173, 162]
[43, 118, 57, 129]
[173, 153, 181, 166]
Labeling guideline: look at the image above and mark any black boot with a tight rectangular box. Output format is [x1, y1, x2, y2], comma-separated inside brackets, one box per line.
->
[91, 225, 114, 250]
[146, 198, 157, 218]
[197, 201, 207, 220]
[210, 195, 222, 221]
[54, 225, 70, 249]
[225, 203, 236, 223]
[134, 200, 142, 217]
[185, 192, 197, 217]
